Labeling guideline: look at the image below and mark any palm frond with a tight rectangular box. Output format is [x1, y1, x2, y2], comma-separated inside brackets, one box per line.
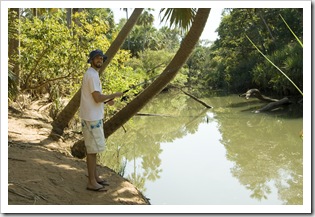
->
[160, 8, 197, 33]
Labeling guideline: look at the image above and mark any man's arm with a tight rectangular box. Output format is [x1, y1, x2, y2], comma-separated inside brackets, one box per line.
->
[92, 91, 123, 103]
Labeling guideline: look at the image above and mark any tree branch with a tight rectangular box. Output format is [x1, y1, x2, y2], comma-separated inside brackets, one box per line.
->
[22, 74, 72, 91]
[181, 89, 212, 108]
[24, 46, 51, 89]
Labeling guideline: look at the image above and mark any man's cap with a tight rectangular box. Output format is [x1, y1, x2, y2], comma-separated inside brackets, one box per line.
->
[87, 49, 107, 63]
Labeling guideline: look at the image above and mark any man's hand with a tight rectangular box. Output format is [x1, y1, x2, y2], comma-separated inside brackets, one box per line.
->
[107, 92, 123, 106]
[107, 100, 114, 106]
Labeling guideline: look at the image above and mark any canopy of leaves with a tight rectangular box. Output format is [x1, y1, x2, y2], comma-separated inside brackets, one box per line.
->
[190, 8, 303, 96]
[121, 12, 181, 57]
[10, 9, 139, 102]
[10, 7, 302, 109]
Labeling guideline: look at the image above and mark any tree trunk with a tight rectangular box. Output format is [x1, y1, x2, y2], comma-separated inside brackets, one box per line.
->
[32, 8, 37, 17]
[50, 8, 144, 137]
[66, 8, 72, 28]
[8, 8, 20, 94]
[258, 11, 275, 42]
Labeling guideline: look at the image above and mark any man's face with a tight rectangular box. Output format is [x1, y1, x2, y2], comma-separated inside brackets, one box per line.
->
[91, 55, 103, 69]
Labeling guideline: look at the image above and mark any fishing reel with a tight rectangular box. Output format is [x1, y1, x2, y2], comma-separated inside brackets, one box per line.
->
[121, 95, 129, 102]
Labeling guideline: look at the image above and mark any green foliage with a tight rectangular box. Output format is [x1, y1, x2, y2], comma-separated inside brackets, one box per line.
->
[137, 9, 155, 27]
[186, 45, 215, 89]
[157, 26, 181, 52]
[121, 10, 181, 57]
[83, 8, 116, 39]
[193, 8, 303, 96]
[14, 9, 135, 103]
[122, 26, 181, 57]
[252, 41, 303, 95]
[10, 8, 147, 121]
[279, 14, 303, 48]
[122, 25, 160, 56]
[125, 49, 188, 88]
[17, 10, 91, 99]
[102, 50, 145, 117]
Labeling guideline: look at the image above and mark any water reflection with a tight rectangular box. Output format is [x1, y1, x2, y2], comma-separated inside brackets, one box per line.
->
[208, 95, 303, 204]
[99, 93, 208, 191]
[98, 92, 303, 205]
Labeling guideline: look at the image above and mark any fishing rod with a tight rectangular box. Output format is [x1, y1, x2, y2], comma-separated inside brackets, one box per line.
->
[104, 74, 160, 104]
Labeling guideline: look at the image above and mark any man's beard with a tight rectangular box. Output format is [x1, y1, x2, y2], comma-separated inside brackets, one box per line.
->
[93, 62, 102, 69]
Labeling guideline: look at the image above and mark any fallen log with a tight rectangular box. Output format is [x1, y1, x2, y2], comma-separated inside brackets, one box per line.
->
[181, 89, 212, 108]
[239, 89, 292, 113]
[255, 97, 291, 113]
[239, 88, 278, 102]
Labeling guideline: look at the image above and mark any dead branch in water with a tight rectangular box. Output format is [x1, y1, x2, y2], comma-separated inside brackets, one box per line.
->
[136, 113, 173, 117]
[180, 89, 212, 109]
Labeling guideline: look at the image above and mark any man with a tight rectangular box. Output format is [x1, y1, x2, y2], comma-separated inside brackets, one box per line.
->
[80, 49, 122, 192]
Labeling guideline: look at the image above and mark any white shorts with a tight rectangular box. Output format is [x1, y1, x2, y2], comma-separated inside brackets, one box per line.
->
[81, 120, 106, 154]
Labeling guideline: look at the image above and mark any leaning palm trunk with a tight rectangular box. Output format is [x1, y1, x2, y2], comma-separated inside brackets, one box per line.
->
[104, 8, 211, 137]
[50, 8, 144, 137]
[71, 8, 211, 158]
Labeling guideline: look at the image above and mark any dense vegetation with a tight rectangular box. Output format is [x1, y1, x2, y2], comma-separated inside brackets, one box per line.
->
[190, 8, 303, 97]
[8, 8, 303, 115]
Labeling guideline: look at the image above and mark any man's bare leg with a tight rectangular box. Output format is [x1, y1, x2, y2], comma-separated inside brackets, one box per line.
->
[94, 168, 103, 182]
[86, 153, 103, 189]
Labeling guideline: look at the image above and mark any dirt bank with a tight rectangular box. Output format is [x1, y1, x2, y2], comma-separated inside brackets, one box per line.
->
[7, 99, 150, 206]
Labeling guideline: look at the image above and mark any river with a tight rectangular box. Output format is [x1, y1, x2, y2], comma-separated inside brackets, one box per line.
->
[99, 91, 303, 206]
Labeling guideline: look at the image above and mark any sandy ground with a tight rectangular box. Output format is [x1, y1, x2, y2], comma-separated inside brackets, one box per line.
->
[7, 99, 150, 206]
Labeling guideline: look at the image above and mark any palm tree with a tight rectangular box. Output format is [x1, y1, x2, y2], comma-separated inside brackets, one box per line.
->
[71, 8, 211, 156]
[137, 9, 155, 27]
[50, 8, 144, 137]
